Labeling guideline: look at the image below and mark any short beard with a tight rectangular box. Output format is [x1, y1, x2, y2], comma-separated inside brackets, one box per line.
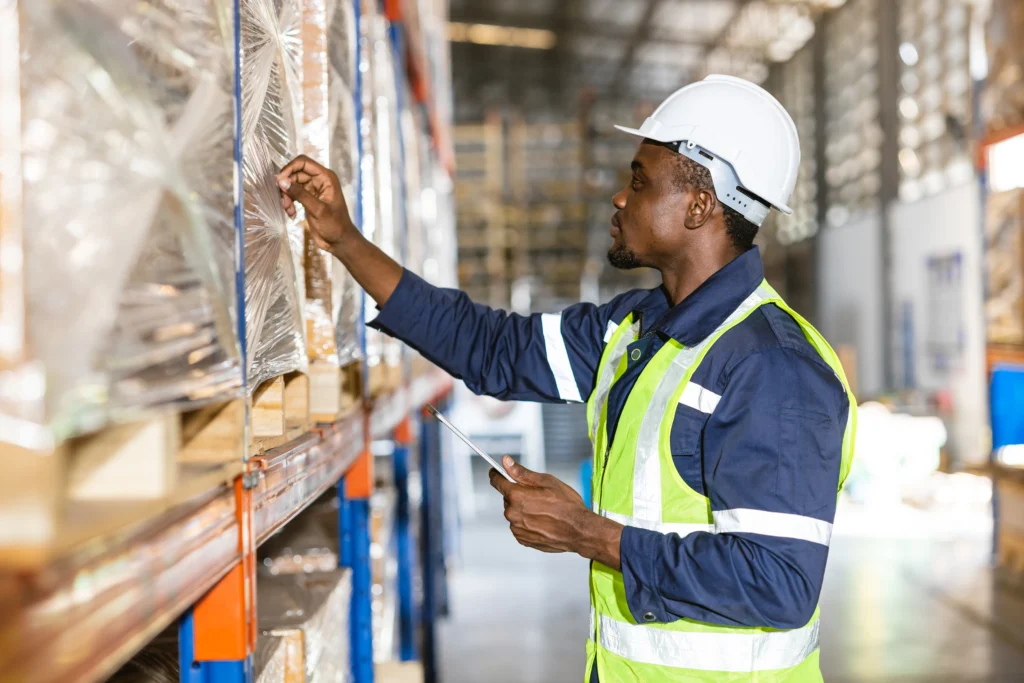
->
[607, 243, 643, 270]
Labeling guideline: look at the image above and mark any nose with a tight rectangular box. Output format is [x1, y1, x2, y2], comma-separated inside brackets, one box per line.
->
[612, 187, 627, 210]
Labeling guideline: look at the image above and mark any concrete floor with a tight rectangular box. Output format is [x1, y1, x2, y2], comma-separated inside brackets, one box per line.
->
[439, 471, 1024, 683]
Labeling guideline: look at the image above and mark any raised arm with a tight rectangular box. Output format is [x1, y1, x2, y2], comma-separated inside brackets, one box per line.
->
[277, 155, 625, 402]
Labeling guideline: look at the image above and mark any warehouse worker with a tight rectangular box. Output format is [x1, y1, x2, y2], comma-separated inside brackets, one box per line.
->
[279, 74, 855, 683]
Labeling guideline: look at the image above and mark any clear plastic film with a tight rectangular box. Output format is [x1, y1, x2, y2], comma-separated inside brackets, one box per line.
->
[366, 9, 403, 371]
[327, 0, 362, 368]
[107, 626, 298, 683]
[106, 631, 179, 682]
[255, 632, 306, 683]
[400, 93, 425, 279]
[241, 0, 308, 391]
[357, 0, 384, 372]
[299, 0, 339, 366]
[258, 569, 353, 683]
[0, 0, 242, 447]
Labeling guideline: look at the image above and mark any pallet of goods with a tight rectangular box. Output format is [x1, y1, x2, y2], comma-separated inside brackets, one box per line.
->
[362, 0, 405, 397]
[0, 0, 245, 566]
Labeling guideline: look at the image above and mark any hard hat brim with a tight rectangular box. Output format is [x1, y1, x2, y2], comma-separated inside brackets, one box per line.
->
[613, 124, 793, 215]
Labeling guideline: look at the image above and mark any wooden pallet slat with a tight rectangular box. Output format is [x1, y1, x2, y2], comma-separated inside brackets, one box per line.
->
[0, 397, 246, 568]
[251, 372, 313, 454]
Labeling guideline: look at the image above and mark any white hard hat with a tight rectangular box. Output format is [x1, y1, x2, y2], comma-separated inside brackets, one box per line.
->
[615, 74, 800, 227]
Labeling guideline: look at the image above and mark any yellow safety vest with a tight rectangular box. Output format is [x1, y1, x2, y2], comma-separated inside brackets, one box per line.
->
[584, 280, 857, 683]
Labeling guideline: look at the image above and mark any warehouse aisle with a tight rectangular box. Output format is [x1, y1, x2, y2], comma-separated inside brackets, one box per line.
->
[440, 470, 1024, 683]
[439, 466, 591, 683]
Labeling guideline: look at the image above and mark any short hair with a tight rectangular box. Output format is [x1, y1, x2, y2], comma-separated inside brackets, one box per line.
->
[672, 154, 759, 251]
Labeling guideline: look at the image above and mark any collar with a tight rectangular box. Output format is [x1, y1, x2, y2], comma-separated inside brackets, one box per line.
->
[646, 247, 765, 347]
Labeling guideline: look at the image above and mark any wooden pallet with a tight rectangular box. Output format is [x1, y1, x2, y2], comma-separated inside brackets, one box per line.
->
[997, 473, 1024, 575]
[376, 661, 424, 683]
[0, 398, 245, 568]
[368, 362, 404, 398]
[250, 371, 311, 454]
[308, 360, 362, 424]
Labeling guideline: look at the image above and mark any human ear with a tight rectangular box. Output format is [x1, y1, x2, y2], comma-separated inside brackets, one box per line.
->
[683, 190, 715, 229]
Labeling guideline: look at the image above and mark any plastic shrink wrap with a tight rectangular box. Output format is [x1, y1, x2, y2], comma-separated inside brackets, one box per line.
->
[328, 0, 363, 367]
[106, 629, 301, 682]
[241, 0, 308, 391]
[0, 0, 242, 448]
[299, 0, 340, 368]
[258, 569, 353, 683]
[106, 632, 179, 683]
[363, 7, 404, 381]
[401, 99, 425, 279]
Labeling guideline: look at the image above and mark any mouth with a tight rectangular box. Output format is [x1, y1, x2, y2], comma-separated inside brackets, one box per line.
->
[610, 216, 622, 238]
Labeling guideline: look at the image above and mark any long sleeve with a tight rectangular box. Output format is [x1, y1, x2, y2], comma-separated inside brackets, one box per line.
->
[369, 269, 637, 403]
[619, 347, 849, 629]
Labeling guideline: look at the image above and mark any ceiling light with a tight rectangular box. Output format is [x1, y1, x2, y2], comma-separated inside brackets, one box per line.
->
[899, 42, 919, 66]
[447, 22, 557, 50]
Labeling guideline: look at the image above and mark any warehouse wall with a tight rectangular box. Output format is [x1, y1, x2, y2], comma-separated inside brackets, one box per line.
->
[817, 211, 886, 398]
[888, 182, 988, 464]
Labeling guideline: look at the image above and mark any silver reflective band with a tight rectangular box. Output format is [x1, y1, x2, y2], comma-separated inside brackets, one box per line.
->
[598, 613, 820, 673]
[601, 509, 712, 537]
[713, 508, 833, 546]
[678, 381, 721, 414]
[541, 313, 582, 403]
[603, 321, 617, 344]
[589, 319, 639, 443]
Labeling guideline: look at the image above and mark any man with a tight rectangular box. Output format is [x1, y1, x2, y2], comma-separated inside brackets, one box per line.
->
[278, 74, 855, 682]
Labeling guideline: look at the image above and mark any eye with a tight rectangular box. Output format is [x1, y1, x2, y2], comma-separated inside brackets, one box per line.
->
[631, 175, 643, 190]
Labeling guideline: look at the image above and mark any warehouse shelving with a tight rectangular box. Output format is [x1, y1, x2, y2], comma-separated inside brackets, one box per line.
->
[0, 368, 453, 683]
[0, 0, 455, 680]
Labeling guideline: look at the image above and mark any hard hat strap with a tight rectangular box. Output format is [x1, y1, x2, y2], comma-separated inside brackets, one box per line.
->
[665, 140, 771, 227]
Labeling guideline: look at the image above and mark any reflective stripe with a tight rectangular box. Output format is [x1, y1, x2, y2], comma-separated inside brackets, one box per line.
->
[589, 319, 638, 443]
[603, 321, 617, 343]
[632, 283, 773, 527]
[598, 613, 819, 673]
[678, 382, 721, 414]
[541, 313, 582, 403]
[713, 508, 833, 546]
[602, 509, 712, 537]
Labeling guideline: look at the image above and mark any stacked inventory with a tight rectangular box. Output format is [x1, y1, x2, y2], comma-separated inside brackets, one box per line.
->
[507, 120, 587, 311]
[0, 0, 246, 560]
[453, 120, 508, 307]
[770, 45, 818, 247]
[897, 0, 973, 203]
[984, 0, 1024, 577]
[823, 0, 883, 227]
[0, 0, 457, 681]
[361, 0, 407, 395]
[760, 44, 818, 312]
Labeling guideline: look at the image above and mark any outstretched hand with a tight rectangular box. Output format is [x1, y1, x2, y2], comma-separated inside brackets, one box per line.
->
[489, 457, 623, 568]
[277, 155, 354, 253]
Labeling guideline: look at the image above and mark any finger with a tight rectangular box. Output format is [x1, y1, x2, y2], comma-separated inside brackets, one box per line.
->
[503, 456, 545, 486]
[278, 155, 328, 182]
[489, 469, 515, 497]
[280, 191, 295, 214]
[278, 178, 327, 217]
